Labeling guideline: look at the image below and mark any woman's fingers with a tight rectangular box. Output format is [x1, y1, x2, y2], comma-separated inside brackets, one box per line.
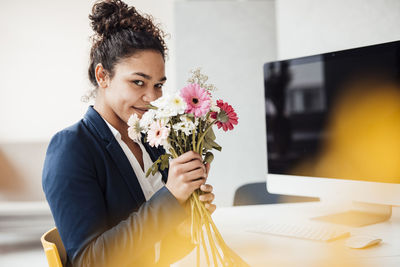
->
[170, 151, 210, 179]
[172, 151, 202, 164]
[200, 184, 213, 193]
[189, 177, 206, 190]
[199, 184, 216, 213]
[166, 151, 212, 204]
[204, 203, 216, 214]
[205, 162, 210, 177]
[199, 192, 214, 202]
[182, 167, 207, 182]
[176, 158, 205, 174]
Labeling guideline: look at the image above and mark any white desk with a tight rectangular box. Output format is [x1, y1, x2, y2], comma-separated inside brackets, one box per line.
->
[175, 202, 400, 267]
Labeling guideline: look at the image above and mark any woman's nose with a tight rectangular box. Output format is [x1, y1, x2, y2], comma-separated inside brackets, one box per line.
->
[142, 86, 160, 102]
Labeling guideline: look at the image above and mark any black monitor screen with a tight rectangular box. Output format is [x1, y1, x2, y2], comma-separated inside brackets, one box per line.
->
[264, 40, 400, 184]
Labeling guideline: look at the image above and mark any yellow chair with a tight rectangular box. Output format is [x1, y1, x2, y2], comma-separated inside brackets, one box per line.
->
[41, 227, 67, 267]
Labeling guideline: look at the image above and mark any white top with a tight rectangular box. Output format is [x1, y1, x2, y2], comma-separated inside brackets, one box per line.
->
[103, 118, 164, 263]
[103, 119, 165, 201]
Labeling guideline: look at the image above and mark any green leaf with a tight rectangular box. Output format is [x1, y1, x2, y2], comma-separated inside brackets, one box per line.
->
[160, 154, 171, 170]
[146, 158, 161, 177]
[203, 138, 213, 150]
[205, 127, 216, 141]
[204, 138, 221, 151]
[147, 104, 158, 110]
[203, 152, 214, 164]
[145, 167, 152, 177]
[212, 141, 222, 151]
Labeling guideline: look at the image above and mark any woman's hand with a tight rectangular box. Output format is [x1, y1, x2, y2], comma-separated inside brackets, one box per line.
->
[199, 183, 216, 214]
[166, 151, 207, 204]
[175, 181, 217, 239]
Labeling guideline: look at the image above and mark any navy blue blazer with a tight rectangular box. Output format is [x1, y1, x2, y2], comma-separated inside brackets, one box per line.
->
[42, 106, 190, 266]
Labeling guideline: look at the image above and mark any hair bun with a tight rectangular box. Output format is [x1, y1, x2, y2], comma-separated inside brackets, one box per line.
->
[86, 0, 168, 93]
[89, 0, 136, 37]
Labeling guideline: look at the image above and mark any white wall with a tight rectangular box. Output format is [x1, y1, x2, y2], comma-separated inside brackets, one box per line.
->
[175, 0, 400, 206]
[276, 0, 400, 59]
[0, 0, 176, 201]
[175, 1, 277, 206]
[0, 0, 175, 142]
[2, 0, 400, 206]
[1, 0, 91, 142]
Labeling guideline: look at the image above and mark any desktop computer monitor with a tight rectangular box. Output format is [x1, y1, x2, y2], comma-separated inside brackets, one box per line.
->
[264, 40, 400, 226]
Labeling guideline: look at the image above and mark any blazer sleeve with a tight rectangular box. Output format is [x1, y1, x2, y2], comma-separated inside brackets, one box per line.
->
[43, 130, 188, 267]
[157, 224, 196, 266]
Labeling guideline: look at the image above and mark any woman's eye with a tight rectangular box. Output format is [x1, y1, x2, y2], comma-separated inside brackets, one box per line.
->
[132, 80, 144, 86]
[155, 83, 164, 89]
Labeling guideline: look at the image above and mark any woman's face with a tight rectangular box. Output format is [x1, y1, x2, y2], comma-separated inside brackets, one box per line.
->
[102, 50, 165, 124]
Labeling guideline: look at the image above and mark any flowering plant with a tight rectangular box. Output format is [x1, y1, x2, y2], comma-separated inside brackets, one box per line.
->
[128, 69, 246, 266]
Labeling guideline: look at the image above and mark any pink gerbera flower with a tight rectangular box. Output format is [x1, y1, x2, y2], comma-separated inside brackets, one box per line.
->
[147, 120, 170, 148]
[180, 83, 211, 117]
[210, 100, 239, 131]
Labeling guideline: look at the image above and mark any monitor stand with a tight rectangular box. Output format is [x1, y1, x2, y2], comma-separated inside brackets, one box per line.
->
[311, 202, 392, 227]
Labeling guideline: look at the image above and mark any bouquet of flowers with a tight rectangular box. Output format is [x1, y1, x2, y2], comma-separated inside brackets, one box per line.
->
[127, 69, 247, 266]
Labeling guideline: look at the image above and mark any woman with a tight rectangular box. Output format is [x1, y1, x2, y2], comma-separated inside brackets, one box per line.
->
[42, 1, 216, 266]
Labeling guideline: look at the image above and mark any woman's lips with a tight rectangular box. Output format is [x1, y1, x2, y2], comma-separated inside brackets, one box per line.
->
[132, 106, 148, 114]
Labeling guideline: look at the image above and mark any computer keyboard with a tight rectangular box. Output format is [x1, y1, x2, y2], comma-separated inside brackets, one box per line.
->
[247, 222, 350, 242]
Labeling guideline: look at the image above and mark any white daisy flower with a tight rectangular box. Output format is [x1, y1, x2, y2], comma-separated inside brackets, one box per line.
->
[167, 94, 186, 115]
[153, 93, 187, 119]
[151, 94, 169, 109]
[127, 113, 140, 127]
[161, 138, 172, 152]
[127, 113, 142, 143]
[156, 107, 175, 119]
[128, 126, 141, 143]
[147, 120, 170, 148]
[173, 122, 191, 136]
[140, 109, 157, 132]
[173, 115, 197, 136]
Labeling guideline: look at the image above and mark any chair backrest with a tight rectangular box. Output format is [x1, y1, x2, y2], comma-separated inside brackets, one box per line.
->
[233, 182, 319, 206]
[41, 227, 67, 267]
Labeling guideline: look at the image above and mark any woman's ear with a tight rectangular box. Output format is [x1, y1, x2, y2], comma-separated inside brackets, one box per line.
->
[95, 63, 109, 88]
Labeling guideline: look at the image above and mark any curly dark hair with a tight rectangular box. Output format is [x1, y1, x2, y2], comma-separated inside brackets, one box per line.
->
[85, 0, 168, 98]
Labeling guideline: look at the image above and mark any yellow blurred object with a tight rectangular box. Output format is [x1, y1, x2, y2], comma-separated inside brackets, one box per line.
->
[326, 82, 400, 182]
[294, 81, 400, 183]
[41, 227, 67, 267]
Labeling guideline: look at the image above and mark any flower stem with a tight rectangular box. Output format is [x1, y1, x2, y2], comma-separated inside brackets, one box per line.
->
[196, 243, 200, 267]
[200, 224, 210, 266]
[192, 132, 196, 152]
[169, 147, 178, 159]
[196, 120, 216, 152]
[190, 197, 195, 243]
[181, 131, 188, 151]
[194, 191, 249, 266]
[205, 207, 248, 265]
[169, 121, 184, 154]
[193, 193, 224, 265]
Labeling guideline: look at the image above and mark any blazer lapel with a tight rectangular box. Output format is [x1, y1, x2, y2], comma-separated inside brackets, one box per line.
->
[106, 139, 146, 204]
[83, 106, 146, 205]
[141, 135, 169, 183]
